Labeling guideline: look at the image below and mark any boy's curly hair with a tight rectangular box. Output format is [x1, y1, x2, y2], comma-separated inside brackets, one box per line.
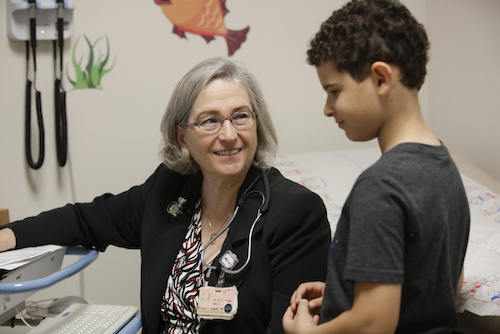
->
[307, 0, 429, 90]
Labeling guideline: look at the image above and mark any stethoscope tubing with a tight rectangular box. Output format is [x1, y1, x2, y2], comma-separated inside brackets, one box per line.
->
[200, 170, 269, 275]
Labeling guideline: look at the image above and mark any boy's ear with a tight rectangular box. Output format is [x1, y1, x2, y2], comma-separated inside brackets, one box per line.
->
[371, 61, 393, 96]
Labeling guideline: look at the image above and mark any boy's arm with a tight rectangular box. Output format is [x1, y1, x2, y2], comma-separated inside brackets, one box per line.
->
[283, 281, 402, 334]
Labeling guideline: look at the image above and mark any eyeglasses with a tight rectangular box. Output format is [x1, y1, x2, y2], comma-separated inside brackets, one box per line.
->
[186, 110, 256, 133]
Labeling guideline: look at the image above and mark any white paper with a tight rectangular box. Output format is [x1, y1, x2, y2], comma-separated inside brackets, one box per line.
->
[0, 245, 63, 271]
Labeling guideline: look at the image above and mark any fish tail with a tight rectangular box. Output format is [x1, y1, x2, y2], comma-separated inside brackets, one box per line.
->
[225, 26, 249, 56]
[173, 26, 187, 39]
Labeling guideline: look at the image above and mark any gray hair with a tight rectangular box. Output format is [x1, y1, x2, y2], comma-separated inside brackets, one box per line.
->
[159, 57, 278, 175]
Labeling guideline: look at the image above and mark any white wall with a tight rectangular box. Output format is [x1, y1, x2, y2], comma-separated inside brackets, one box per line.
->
[1, 0, 497, 308]
[426, 0, 500, 181]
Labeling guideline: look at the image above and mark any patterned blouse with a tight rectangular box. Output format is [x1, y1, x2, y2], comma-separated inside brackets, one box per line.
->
[160, 200, 211, 334]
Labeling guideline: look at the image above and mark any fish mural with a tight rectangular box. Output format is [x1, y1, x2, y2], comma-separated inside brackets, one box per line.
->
[154, 0, 250, 56]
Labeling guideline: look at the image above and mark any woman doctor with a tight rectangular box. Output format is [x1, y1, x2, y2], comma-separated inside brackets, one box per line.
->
[0, 57, 331, 334]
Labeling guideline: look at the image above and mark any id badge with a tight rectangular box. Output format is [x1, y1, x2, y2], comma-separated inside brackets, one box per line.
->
[197, 286, 238, 320]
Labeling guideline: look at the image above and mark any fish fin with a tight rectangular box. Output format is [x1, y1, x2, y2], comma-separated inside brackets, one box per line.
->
[225, 26, 249, 56]
[173, 26, 187, 39]
[201, 35, 216, 44]
[154, 0, 171, 5]
[219, 0, 229, 17]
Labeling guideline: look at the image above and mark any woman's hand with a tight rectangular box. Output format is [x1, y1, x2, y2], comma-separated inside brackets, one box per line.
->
[290, 281, 325, 314]
[282, 282, 326, 334]
[0, 228, 16, 252]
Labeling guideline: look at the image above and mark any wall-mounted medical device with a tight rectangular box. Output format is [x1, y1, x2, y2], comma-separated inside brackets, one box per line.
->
[7, 0, 75, 41]
[7, 0, 75, 169]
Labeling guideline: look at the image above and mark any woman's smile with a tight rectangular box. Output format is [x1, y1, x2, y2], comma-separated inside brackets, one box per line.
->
[215, 149, 241, 156]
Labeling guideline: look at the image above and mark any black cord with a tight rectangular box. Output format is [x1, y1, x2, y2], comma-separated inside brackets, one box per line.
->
[54, 43, 67, 167]
[25, 7, 45, 170]
[54, 0, 68, 167]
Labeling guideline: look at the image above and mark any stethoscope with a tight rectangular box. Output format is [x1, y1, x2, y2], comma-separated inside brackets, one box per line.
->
[199, 169, 270, 277]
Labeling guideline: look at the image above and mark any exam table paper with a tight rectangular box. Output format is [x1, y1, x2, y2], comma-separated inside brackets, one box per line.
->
[456, 175, 500, 316]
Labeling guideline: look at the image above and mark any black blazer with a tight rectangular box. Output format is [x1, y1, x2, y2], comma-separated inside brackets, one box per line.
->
[8, 165, 331, 334]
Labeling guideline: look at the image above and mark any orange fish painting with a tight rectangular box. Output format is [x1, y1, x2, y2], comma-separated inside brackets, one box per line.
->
[154, 0, 249, 56]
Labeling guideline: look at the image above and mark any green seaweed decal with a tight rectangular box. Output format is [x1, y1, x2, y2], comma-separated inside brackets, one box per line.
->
[67, 35, 116, 90]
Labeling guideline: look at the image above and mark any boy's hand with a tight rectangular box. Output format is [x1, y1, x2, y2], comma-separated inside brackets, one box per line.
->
[285, 282, 402, 334]
[283, 299, 319, 334]
[290, 281, 325, 314]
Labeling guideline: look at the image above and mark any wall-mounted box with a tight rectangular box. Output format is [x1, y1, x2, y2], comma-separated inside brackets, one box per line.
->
[0, 209, 10, 226]
[6, 0, 75, 41]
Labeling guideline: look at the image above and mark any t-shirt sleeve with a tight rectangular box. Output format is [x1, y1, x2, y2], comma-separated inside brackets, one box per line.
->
[343, 175, 406, 284]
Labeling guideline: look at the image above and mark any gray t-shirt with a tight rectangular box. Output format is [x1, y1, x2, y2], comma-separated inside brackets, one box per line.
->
[320, 143, 470, 333]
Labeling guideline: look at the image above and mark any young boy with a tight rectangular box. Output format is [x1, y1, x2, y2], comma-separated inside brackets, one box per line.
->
[282, 0, 470, 333]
